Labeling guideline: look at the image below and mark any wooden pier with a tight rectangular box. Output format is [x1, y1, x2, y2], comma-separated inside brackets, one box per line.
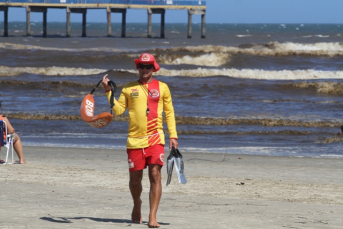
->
[0, 1, 206, 38]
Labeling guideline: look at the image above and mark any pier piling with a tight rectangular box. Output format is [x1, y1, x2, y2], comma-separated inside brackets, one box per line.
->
[26, 6, 30, 36]
[66, 7, 70, 37]
[187, 10, 192, 38]
[121, 9, 126, 38]
[107, 7, 111, 36]
[0, 6, 8, 37]
[201, 13, 206, 38]
[82, 9, 87, 37]
[148, 9, 152, 38]
[43, 9, 47, 37]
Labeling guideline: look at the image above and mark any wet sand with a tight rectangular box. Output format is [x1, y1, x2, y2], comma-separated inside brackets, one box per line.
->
[1, 146, 343, 228]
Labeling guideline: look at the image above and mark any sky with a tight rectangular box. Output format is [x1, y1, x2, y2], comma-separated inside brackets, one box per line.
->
[4, 0, 343, 24]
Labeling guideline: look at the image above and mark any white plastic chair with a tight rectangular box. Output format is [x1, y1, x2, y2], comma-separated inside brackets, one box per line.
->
[0, 120, 14, 165]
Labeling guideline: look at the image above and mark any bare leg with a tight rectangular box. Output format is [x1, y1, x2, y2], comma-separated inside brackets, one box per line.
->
[13, 133, 27, 164]
[148, 164, 162, 228]
[129, 170, 143, 224]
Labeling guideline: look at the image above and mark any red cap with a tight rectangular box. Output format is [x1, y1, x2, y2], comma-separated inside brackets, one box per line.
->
[134, 53, 160, 72]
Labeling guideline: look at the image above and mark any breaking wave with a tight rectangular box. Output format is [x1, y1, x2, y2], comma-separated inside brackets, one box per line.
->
[0, 80, 92, 88]
[321, 136, 343, 144]
[1, 65, 343, 80]
[0, 66, 343, 80]
[154, 42, 343, 56]
[0, 80, 124, 89]
[0, 66, 107, 76]
[0, 42, 127, 53]
[2, 41, 343, 56]
[2, 113, 340, 128]
[157, 68, 343, 80]
[158, 53, 230, 66]
[282, 82, 343, 95]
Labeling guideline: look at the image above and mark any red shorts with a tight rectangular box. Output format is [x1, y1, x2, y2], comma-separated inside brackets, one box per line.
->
[127, 144, 165, 172]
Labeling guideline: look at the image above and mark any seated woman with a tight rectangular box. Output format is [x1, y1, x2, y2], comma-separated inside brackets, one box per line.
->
[0, 114, 27, 164]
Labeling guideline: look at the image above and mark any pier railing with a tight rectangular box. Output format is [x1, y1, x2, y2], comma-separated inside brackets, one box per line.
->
[0, 0, 206, 5]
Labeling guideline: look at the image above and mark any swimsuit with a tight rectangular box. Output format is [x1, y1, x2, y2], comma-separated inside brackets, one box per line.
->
[0, 116, 6, 141]
[127, 144, 165, 172]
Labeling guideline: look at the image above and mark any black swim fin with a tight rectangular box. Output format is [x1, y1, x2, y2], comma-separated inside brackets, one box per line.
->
[166, 147, 175, 186]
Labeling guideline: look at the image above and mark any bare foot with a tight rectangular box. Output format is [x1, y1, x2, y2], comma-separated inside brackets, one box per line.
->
[148, 214, 160, 228]
[15, 160, 28, 164]
[131, 200, 142, 224]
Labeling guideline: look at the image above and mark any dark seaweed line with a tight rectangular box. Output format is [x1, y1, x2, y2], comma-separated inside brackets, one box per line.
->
[2, 113, 340, 128]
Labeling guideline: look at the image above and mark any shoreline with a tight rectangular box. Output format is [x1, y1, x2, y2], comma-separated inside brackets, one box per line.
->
[17, 144, 343, 159]
[1, 146, 343, 228]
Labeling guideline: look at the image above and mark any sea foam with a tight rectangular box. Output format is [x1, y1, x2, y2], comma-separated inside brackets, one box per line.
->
[1, 65, 343, 80]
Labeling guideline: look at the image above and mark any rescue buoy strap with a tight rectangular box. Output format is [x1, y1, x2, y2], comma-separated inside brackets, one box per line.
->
[90, 79, 117, 114]
[108, 80, 117, 112]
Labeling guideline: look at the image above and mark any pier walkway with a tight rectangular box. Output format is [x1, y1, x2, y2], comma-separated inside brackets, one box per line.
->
[0, 0, 207, 38]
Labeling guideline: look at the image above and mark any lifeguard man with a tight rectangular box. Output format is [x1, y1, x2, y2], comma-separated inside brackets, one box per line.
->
[102, 53, 178, 228]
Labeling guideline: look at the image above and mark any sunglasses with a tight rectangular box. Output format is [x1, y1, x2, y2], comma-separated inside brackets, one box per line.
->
[138, 64, 154, 70]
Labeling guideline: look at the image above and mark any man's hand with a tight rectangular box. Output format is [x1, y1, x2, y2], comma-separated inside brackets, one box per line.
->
[169, 138, 178, 150]
[102, 74, 111, 92]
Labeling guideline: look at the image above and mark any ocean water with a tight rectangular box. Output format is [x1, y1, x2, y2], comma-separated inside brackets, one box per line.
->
[0, 22, 343, 158]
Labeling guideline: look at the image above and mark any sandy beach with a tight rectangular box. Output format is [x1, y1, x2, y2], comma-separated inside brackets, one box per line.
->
[1, 146, 343, 228]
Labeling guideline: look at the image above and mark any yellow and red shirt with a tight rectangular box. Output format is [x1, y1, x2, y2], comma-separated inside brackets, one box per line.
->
[106, 79, 178, 149]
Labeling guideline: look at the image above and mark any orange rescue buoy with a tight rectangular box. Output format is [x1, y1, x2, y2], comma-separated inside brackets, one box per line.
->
[80, 79, 117, 128]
